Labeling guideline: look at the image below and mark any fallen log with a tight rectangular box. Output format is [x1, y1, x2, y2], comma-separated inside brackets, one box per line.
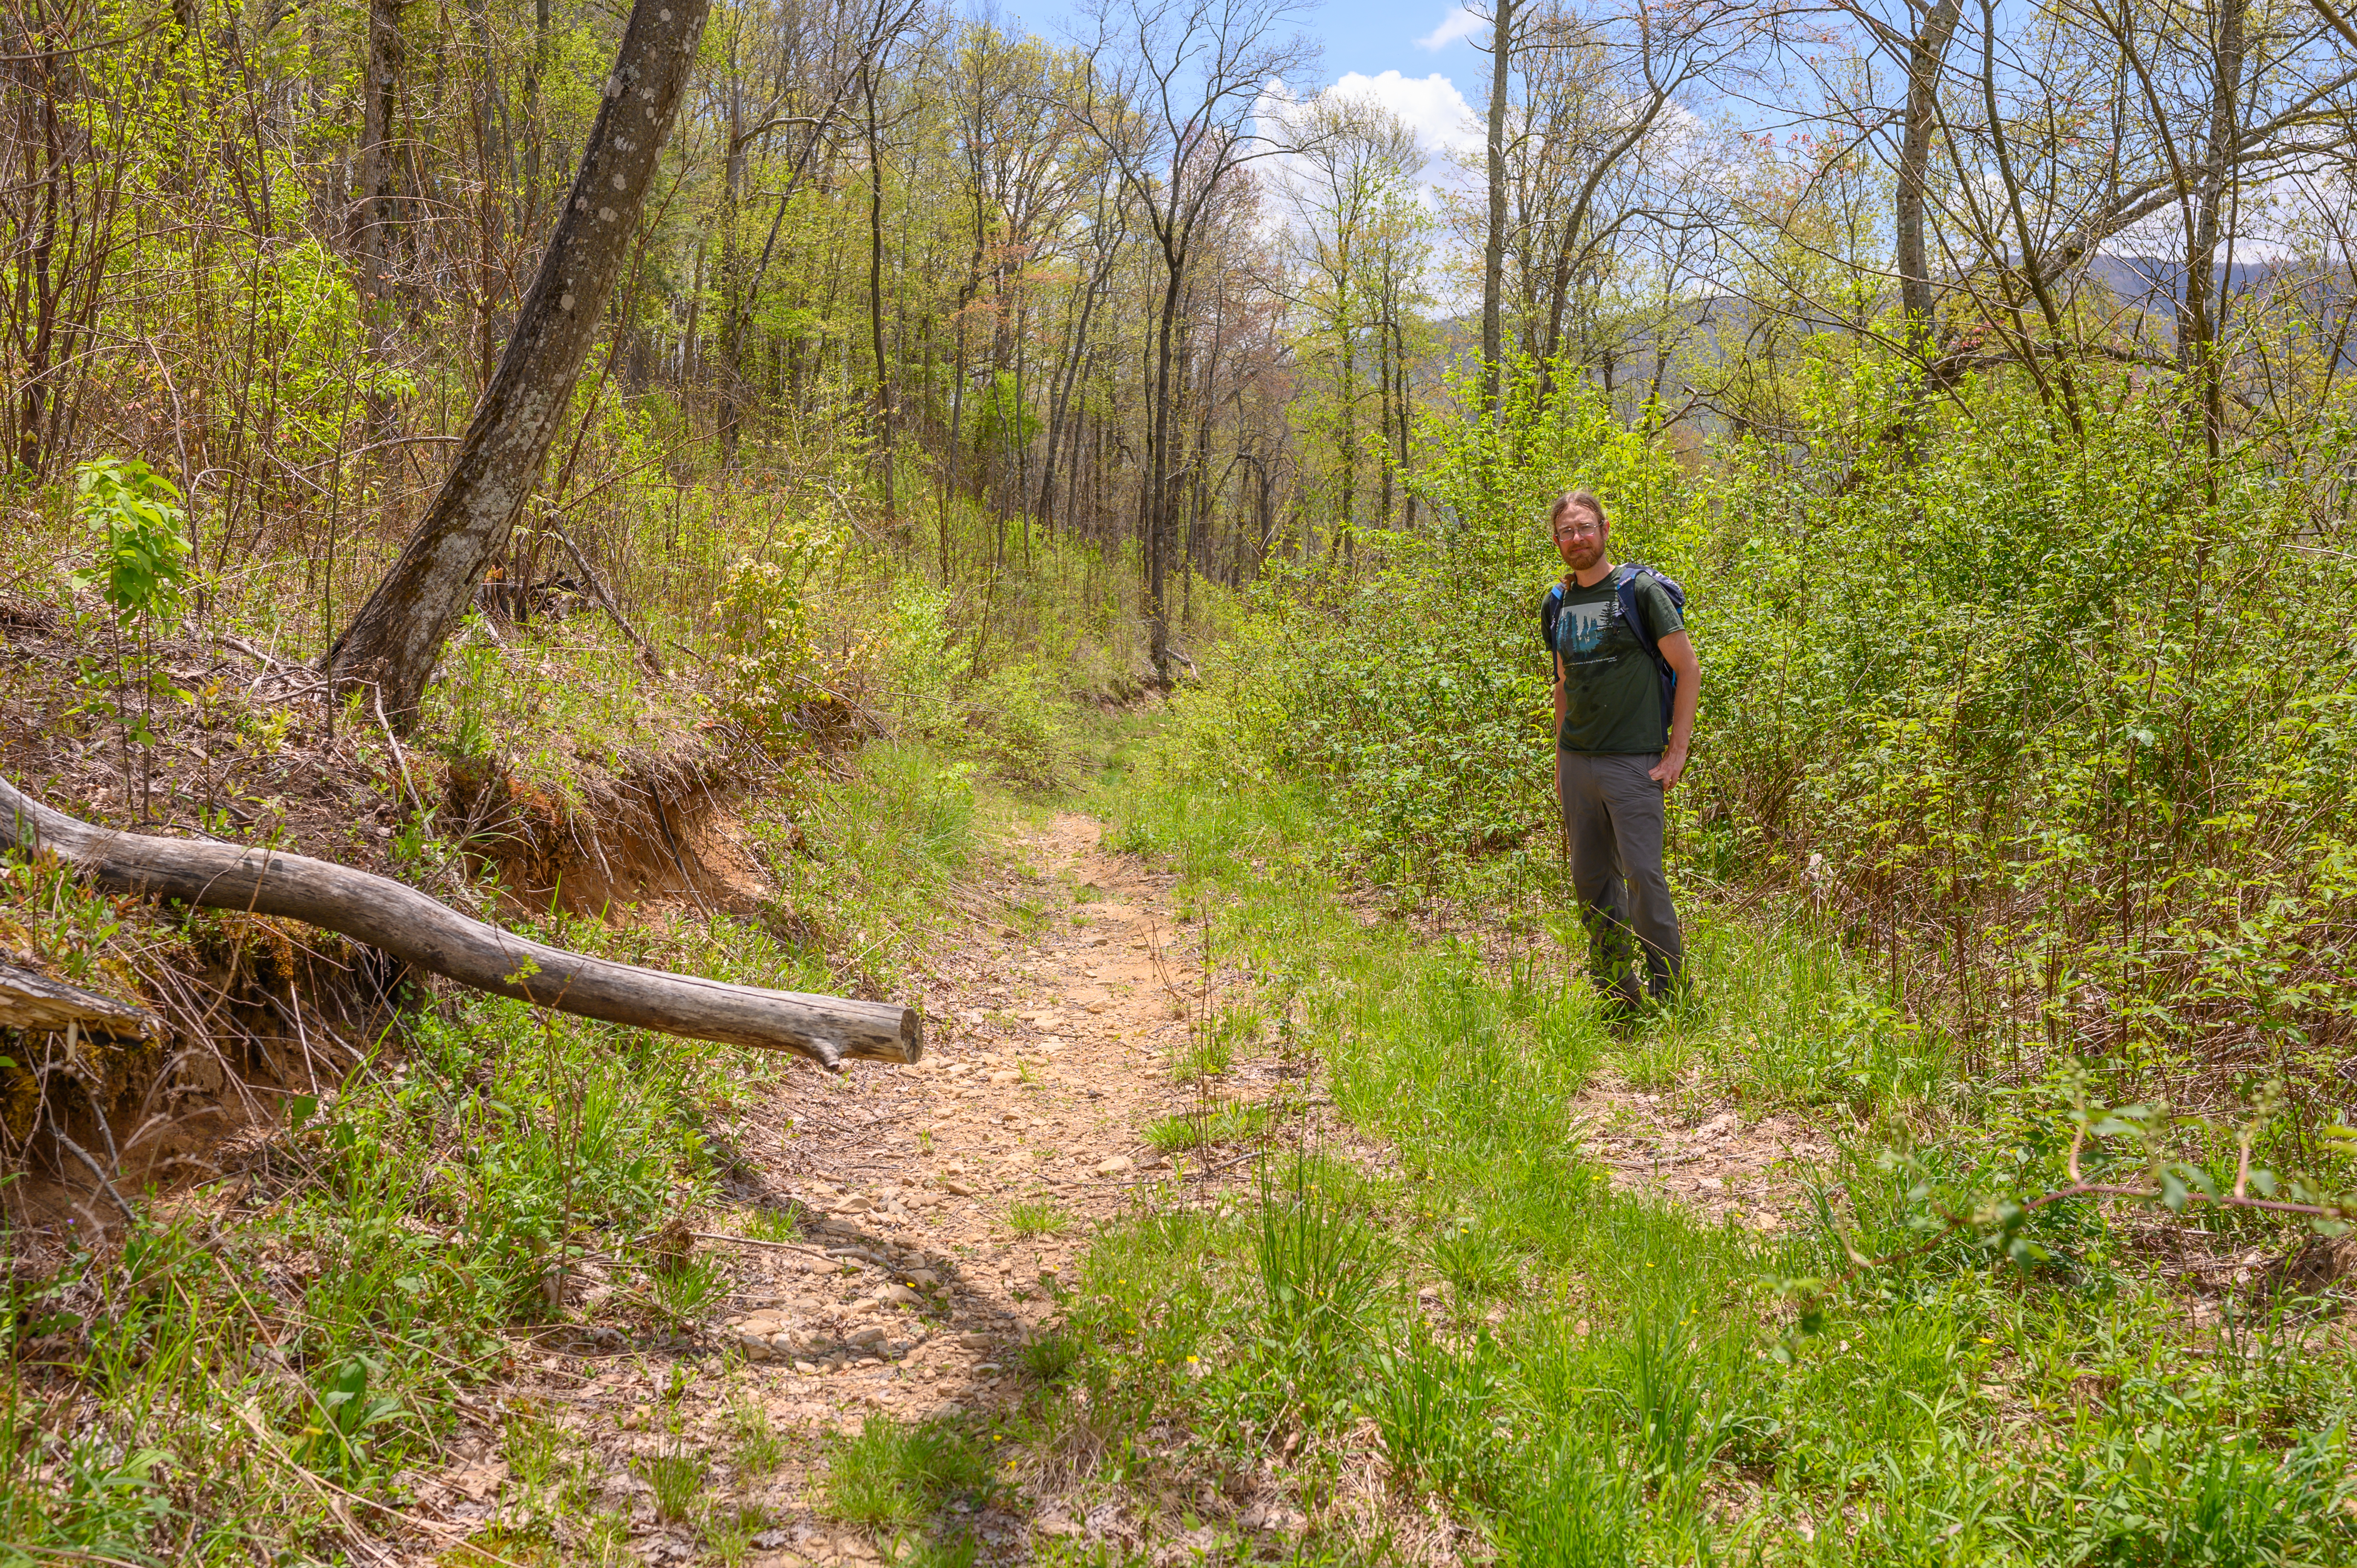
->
[0, 775, 920, 1069]
[0, 960, 162, 1039]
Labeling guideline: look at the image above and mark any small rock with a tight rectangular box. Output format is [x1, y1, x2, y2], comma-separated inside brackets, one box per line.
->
[847, 1326, 888, 1350]
[880, 1283, 925, 1308]
[1093, 1155, 1133, 1175]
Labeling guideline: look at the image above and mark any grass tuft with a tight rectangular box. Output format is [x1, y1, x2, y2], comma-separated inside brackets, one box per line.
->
[728, 1397, 785, 1475]
[1008, 1199, 1074, 1237]
[641, 1451, 707, 1522]
[1020, 1330, 1083, 1383]
[1432, 1219, 1516, 1299]
[824, 1418, 992, 1530]
[1144, 1102, 1270, 1152]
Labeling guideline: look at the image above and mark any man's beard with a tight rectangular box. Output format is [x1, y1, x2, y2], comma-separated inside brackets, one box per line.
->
[1561, 540, 1605, 573]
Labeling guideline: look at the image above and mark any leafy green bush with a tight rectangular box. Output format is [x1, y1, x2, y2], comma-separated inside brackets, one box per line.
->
[960, 659, 1074, 789]
[711, 525, 834, 747]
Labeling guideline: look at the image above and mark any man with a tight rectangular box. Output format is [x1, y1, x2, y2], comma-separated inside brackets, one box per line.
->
[1542, 489, 1701, 1016]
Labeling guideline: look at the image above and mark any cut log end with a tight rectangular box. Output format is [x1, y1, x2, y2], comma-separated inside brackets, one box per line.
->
[0, 961, 162, 1040]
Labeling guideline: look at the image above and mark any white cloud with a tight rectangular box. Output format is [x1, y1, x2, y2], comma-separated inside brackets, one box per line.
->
[1416, 6, 1485, 51]
[1327, 70, 1482, 173]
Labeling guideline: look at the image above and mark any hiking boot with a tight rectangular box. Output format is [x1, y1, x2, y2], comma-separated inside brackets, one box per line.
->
[1592, 982, 1645, 1033]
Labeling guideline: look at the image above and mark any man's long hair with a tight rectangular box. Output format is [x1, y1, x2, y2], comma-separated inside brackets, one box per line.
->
[1551, 488, 1608, 530]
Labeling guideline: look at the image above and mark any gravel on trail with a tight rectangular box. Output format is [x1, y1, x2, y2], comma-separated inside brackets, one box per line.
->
[411, 812, 1262, 1564]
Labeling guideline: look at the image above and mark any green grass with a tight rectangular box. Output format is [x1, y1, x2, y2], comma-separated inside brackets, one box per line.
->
[742, 1202, 808, 1243]
[823, 1417, 993, 1531]
[1143, 1102, 1271, 1152]
[641, 1450, 708, 1522]
[1006, 1199, 1074, 1238]
[727, 1396, 785, 1475]
[1036, 754, 2357, 1565]
[1020, 1330, 1082, 1383]
[1168, 1031, 1234, 1083]
[704, 1503, 770, 1568]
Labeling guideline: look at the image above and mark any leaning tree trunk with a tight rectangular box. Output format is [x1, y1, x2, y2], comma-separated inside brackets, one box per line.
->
[326, 0, 711, 721]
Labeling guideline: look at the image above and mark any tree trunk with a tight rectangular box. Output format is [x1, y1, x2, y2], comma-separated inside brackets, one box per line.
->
[1146, 253, 1186, 681]
[2182, 0, 2247, 463]
[0, 776, 920, 1069]
[1480, 0, 1520, 415]
[717, 82, 748, 466]
[1897, 0, 1963, 361]
[326, 0, 711, 719]
[357, 0, 406, 426]
[1392, 301, 1414, 529]
[1037, 221, 1116, 533]
[0, 960, 159, 1040]
[863, 62, 897, 521]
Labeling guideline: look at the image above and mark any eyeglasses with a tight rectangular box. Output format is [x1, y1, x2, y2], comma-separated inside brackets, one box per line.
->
[1553, 524, 1602, 540]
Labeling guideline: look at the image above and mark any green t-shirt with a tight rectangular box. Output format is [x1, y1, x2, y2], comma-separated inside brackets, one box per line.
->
[1547, 569, 1685, 754]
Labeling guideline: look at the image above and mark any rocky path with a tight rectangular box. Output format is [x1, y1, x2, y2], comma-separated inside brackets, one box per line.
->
[433, 812, 1263, 1567]
[705, 812, 1226, 1421]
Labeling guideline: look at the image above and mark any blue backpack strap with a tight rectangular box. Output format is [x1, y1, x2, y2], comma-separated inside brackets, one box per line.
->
[1616, 565, 1677, 741]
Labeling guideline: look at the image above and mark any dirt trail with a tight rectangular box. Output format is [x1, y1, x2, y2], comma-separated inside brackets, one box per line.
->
[411, 814, 1819, 1565]
[421, 813, 1242, 1565]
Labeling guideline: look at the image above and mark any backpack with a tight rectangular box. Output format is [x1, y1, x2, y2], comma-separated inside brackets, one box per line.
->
[1539, 563, 1687, 740]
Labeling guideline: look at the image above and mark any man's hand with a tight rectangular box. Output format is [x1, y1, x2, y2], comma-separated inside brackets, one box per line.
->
[1653, 631, 1700, 793]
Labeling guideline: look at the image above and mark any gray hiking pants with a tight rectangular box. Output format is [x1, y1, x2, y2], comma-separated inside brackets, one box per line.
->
[1556, 751, 1683, 1003]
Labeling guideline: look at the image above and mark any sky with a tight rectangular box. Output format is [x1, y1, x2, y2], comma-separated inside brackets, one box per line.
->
[1283, 0, 1488, 188]
[998, 0, 1498, 201]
